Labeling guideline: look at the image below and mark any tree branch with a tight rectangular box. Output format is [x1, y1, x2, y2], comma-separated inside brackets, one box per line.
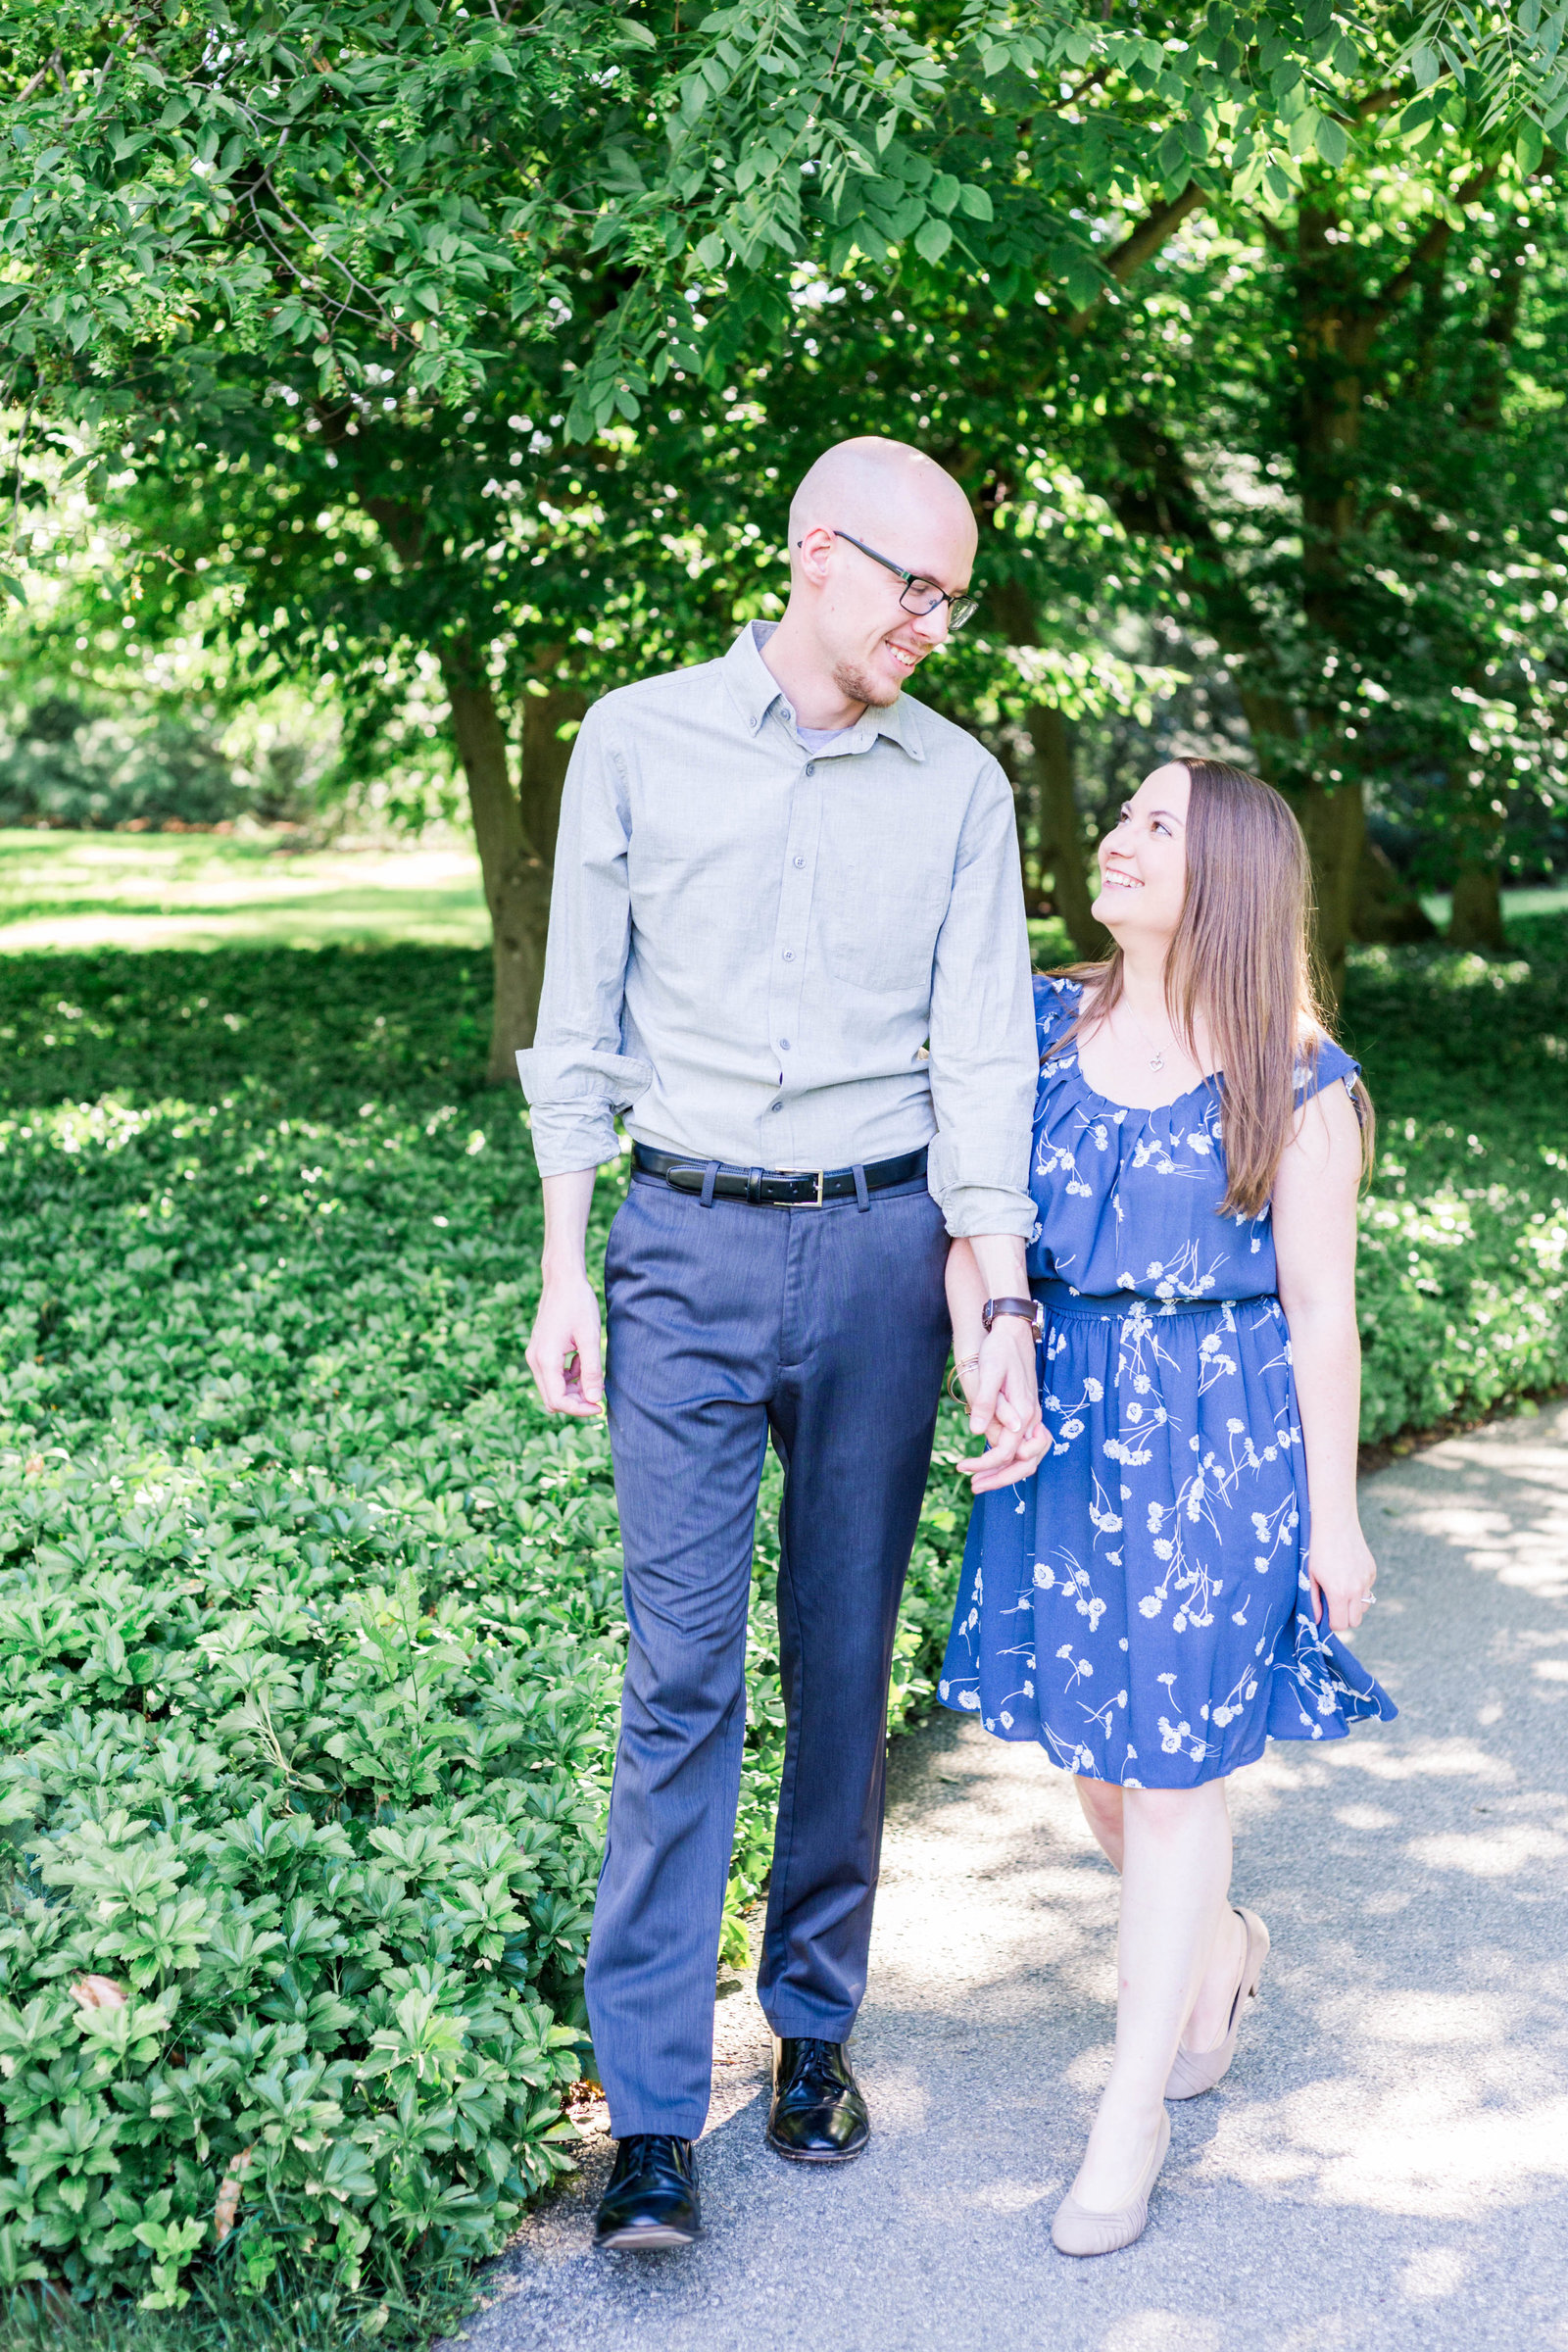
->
[1371, 164, 1497, 322]
[1067, 180, 1207, 333]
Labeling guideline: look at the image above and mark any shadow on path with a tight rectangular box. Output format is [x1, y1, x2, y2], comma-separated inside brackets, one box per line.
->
[447, 1403, 1568, 2352]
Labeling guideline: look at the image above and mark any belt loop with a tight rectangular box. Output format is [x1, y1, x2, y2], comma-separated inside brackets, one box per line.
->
[852, 1162, 870, 1212]
[747, 1166, 762, 1205]
[700, 1159, 719, 1209]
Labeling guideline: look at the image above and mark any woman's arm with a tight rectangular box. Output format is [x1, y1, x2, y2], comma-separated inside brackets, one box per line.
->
[1272, 1079, 1377, 1634]
[946, 1238, 988, 1398]
[947, 1238, 1052, 1492]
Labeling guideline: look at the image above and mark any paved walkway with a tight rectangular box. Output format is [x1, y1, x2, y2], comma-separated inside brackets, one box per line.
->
[450, 1402, 1568, 2352]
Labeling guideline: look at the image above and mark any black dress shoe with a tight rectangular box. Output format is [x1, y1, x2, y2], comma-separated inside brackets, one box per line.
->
[594, 2133, 702, 2249]
[766, 2037, 870, 2163]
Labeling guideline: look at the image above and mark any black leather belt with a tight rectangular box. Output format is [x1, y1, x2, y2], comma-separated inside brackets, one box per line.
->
[631, 1143, 929, 1206]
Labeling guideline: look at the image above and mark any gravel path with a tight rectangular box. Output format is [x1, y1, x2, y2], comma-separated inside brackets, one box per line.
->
[448, 1400, 1568, 2352]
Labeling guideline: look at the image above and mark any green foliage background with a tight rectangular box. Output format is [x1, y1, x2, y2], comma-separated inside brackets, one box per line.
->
[0, 918, 1563, 2319]
[0, 945, 976, 2323]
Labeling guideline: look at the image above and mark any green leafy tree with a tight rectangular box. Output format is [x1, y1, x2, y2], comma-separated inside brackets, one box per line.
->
[739, 15, 1568, 992]
[5, 2, 1476, 1066]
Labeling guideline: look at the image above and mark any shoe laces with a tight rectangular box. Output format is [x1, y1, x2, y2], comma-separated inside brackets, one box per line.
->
[782, 2038, 847, 2094]
[618, 2132, 688, 2172]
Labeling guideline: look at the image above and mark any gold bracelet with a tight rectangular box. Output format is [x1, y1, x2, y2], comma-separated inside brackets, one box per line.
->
[947, 1355, 980, 1403]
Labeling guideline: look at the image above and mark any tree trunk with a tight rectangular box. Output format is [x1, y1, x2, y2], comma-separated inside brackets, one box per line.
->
[1351, 840, 1437, 944]
[1447, 859, 1506, 951]
[440, 639, 583, 1084]
[1027, 704, 1110, 959]
[1286, 779, 1365, 1010]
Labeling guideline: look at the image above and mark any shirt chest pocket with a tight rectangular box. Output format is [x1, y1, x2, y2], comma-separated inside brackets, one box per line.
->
[814, 855, 952, 995]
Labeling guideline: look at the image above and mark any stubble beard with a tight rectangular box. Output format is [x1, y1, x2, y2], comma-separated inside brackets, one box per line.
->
[833, 650, 906, 710]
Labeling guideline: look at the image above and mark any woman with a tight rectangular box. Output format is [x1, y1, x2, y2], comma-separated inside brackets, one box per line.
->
[941, 758, 1396, 2257]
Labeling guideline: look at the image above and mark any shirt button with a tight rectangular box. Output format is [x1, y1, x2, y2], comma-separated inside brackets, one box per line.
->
[783, 950, 795, 962]
[769, 1101, 783, 1113]
[805, 762, 815, 777]
[792, 855, 806, 869]
[779, 1039, 791, 1051]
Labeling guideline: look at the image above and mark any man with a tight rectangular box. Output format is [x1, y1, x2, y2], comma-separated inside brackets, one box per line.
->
[519, 436, 1045, 2249]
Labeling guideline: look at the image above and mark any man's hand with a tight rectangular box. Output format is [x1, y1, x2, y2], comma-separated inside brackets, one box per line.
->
[525, 1168, 605, 1417]
[957, 1314, 1049, 1493]
[526, 1267, 605, 1416]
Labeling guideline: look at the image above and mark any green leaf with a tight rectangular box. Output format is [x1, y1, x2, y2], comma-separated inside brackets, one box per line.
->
[616, 17, 659, 44]
[1516, 119, 1546, 173]
[956, 182, 994, 222]
[1156, 126, 1187, 179]
[928, 172, 960, 217]
[913, 217, 953, 262]
[1314, 114, 1349, 169]
[1302, 0, 1333, 36]
[1411, 43, 1442, 88]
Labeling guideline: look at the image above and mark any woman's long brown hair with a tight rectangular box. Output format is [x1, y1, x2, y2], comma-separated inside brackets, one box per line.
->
[1048, 759, 1374, 1217]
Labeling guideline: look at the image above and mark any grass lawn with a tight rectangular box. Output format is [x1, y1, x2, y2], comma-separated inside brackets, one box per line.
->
[0, 852, 1564, 2346]
[0, 832, 488, 954]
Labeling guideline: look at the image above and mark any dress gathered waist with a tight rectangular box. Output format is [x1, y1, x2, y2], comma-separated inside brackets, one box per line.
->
[1029, 1277, 1278, 1319]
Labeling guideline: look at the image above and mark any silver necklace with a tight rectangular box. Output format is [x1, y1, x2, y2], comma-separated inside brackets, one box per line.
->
[1119, 1003, 1169, 1073]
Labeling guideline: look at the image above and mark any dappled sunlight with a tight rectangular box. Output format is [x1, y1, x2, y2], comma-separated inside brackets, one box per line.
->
[1406, 1822, 1568, 1876]
[821, 1396, 1568, 2329]
[1369, 1407, 1568, 1605]
[0, 830, 487, 951]
[1198, 2084, 1568, 2218]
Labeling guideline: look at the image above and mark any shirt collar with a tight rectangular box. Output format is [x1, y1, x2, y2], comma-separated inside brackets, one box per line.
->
[722, 619, 926, 762]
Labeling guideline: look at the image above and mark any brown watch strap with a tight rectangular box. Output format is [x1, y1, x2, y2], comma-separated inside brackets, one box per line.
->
[982, 1296, 1045, 1339]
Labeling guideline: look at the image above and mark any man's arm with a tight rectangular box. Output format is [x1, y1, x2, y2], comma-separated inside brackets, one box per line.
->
[515, 700, 652, 1179]
[516, 700, 649, 1415]
[927, 757, 1044, 1472]
[525, 1169, 605, 1417]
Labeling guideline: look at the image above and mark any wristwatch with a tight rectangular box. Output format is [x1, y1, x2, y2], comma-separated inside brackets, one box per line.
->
[981, 1296, 1045, 1340]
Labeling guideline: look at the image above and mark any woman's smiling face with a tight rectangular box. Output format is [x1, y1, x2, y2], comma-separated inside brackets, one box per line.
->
[1093, 761, 1191, 945]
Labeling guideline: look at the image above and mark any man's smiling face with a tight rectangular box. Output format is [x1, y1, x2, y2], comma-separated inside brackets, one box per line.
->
[816, 516, 975, 709]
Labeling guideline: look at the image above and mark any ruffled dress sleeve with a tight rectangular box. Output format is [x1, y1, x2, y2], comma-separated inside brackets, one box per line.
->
[1294, 1033, 1361, 1111]
[1032, 972, 1081, 1069]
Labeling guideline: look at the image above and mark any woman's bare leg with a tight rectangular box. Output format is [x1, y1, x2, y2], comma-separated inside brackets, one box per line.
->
[1074, 1776, 1124, 1870]
[1069, 1782, 1233, 2210]
[1072, 1773, 1245, 2056]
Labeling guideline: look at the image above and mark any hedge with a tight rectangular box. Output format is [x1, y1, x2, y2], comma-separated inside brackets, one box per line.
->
[0, 922, 1562, 2321]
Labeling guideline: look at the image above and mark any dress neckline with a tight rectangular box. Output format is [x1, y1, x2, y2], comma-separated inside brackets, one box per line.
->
[1040, 978, 1222, 1117]
[1058, 1054, 1222, 1119]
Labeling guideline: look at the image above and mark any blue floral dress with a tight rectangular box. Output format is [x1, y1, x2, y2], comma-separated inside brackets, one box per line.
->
[939, 975, 1396, 1787]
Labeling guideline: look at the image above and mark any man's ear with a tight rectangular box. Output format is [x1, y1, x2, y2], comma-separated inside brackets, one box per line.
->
[794, 524, 835, 587]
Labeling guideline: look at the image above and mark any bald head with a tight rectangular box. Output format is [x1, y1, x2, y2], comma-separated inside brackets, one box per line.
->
[763, 437, 978, 722]
[788, 437, 976, 566]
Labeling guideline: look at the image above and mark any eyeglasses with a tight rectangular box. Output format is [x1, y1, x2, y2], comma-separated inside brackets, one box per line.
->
[832, 530, 979, 630]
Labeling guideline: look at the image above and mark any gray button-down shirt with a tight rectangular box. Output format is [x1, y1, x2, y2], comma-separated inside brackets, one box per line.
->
[516, 621, 1038, 1238]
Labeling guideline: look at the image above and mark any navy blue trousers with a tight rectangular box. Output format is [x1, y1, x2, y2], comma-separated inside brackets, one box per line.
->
[586, 1170, 950, 2136]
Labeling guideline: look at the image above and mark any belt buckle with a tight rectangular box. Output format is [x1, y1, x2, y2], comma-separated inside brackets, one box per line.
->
[806, 1168, 825, 1206]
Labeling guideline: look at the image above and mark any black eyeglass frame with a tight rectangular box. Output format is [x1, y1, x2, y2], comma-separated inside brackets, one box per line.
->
[830, 530, 980, 629]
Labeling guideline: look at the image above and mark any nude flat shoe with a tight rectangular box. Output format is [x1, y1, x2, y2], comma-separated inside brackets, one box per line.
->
[1164, 1905, 1270, 2100]
[1051, 2109, 1171, 2258]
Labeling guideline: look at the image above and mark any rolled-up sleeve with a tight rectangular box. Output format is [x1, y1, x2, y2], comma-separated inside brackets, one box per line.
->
[925, 758, 1038, 1238]
[515, 704, 654, 1175]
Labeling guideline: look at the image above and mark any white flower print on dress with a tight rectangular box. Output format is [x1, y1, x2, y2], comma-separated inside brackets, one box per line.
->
[937, 973, 1395, 1785]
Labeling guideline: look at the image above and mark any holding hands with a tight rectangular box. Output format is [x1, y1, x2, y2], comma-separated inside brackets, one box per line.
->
[946, 1239, 1051, 1494]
